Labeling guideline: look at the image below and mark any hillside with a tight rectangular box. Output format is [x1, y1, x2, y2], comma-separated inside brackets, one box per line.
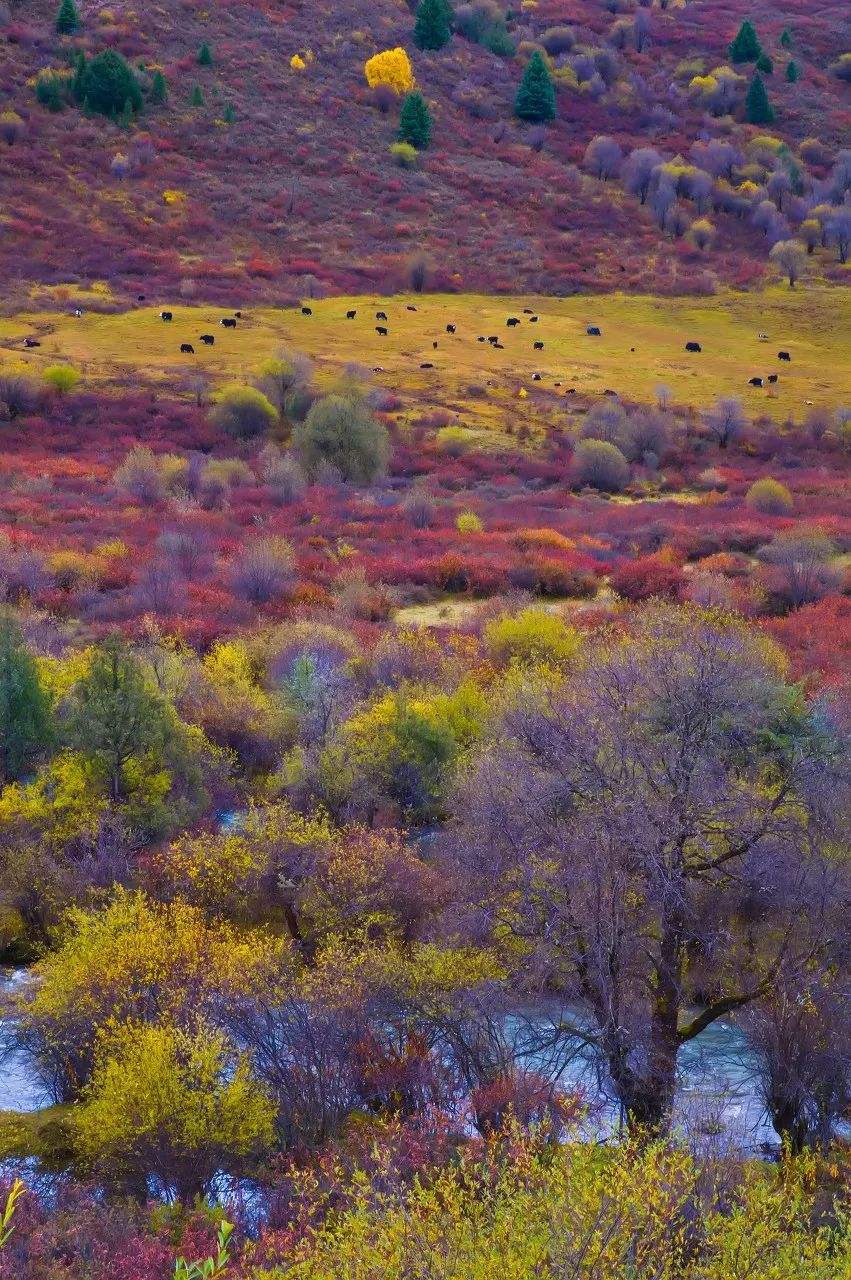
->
[1, 0, 850, 305]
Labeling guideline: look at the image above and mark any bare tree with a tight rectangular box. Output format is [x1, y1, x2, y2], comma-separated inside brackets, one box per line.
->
[623, 147, 663, 204]
[826, 209, 851, 264]
[583, 136, 623, 180]
[450, 606, 849, 1134]
[705, 396, 747, 449]
[770, 239, 807, 287]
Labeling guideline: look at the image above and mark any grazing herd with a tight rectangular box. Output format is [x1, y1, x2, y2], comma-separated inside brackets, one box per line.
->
[13, 302, 794, 399]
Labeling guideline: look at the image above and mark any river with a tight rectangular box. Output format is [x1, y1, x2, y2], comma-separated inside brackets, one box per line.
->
[0, 969, 776, 1152]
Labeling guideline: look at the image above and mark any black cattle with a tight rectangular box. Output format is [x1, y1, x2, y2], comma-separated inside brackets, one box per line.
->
[554, 382, 562, 387]
[686, 342, 702, 352]
[487, 336, 499, 344]
[376, 311, 388, 321]
[446, 324, 456, 334]
[506, 317, 520, 327]
[533, 341, 544, 351]
[376, 326, 388, 336]
[235, 311, 242, 318]
[160, 311, 173, 321]
[767, 374, 778, 384]
[407, 305, 417, 312]
[180, 344, 195, 354]
[532, 374, 542, 381]
[301, 306, 312, 316]
[420, 362, 434, 369]
[137, 294, 146, 301]
[749, 377, 764, 387]
[200, 334, 215, 345]
[477, 336, 486, 342]
[604, 389, 618, 397]
[778, 351, 791, 361]
[529, 316, 538, 323]
[74, 308, 83, 318]
[346, 310, 357, 320]
[373, 366, 384, 372]
[587, 326, 601, 336]
[494, 342, 505, 349]
[24, 338, 40, 348]
[523, 308, 534, 315]
[432, 341, 438, 349]
[566, 388, 576, 394]
[221, 318, 237, 328]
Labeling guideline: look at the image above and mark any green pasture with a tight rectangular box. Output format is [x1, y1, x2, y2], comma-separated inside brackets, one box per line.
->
[1, 288, 849, 426]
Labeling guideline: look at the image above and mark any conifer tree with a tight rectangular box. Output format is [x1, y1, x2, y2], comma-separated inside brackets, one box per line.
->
[224, 103, 235, 124]
[79, 49, 142, 117]
[729, 19, 762, 64]
[72, 50, 87, 102]
[745, 72, 774, 123]
[191, 83, 204, 107]
[756, 52, 773, 75]
[398, 91, 432, 147]
[780, 29, 792, 49]
[198, 42, 213, 66]
[414, 0, 452, 51]
[514, 50, 556, 122]
[0, 614, 53, 783]
[785, 59, 799, 82]
[56, 0, 79, 34]
[150, 70, 167, 103]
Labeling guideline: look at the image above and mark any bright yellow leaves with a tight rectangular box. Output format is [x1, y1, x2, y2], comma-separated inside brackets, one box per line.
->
[76, 1021, 275, 1194]
[364, 48, 415, 95]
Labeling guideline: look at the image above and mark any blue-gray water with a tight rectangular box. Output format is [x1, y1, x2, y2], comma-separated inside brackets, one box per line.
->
[0, 969, 776, 1152]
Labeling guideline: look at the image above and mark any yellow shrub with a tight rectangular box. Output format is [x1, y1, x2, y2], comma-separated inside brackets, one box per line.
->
[290, 53, 306, 70]
[390, 141, 418, 168]
[364, 47, 415, 94]
[456, 511, 483, 535]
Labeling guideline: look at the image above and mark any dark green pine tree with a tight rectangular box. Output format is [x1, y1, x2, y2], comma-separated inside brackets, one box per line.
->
[223, 102, 235, 124]
[398, 91, 432, 148]
[728, 19, 762, 64]
[514, 50, 556, 122]
[191, 83, 204, 106]
[785, 59, 799, 82]
[55, 0, 79, 34]
[413, 0, 452, 51]
[745, 72, 774, 123]
[198, 42, 213, 66]
[150, 69, 167, 103]
[0, 614, 53, 784]
[80, 49, 143, 116]
[72, 50, 87, 102]
[780, 28, 793, 48]
[756, 52, 773, 75]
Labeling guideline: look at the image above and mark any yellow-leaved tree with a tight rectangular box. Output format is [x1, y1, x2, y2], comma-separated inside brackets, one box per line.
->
[364, 48, 415, 94]
[76, 1019, 275, 1201]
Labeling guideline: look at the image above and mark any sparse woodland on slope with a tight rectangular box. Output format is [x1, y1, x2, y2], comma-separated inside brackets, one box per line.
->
[0, 0, 849, 300]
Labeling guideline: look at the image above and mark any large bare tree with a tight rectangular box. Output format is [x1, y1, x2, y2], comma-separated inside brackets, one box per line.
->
[450, 605, 849, 1134]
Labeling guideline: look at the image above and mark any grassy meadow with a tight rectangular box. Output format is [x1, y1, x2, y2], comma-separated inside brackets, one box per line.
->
[2, 288, 850, 432]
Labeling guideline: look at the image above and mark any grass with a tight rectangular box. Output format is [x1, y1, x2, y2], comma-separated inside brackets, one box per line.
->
[2, 288, 850, 428]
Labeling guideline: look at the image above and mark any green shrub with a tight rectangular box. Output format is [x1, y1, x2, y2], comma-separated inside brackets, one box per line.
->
[210, 385, 278, 439]
[292, 394, 389, 483]
[36, 72, 67, 113]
